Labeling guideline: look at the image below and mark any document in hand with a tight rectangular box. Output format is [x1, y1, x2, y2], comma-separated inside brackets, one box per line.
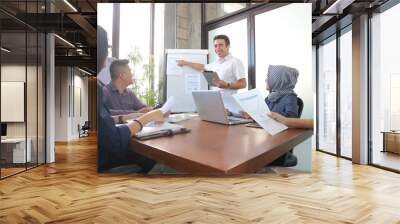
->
[232, 89, 288, 135]
[160, 96, 176, 113]
[135, 122, 190, 140]
[221, 92, 242, 115]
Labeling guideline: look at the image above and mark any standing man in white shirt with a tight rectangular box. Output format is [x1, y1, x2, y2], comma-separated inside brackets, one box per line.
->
[176, 34, 247, 95]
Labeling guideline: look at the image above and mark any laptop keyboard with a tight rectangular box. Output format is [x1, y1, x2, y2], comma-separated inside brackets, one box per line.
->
[228, 116, 252, 123]
[228, 116, 242, 121]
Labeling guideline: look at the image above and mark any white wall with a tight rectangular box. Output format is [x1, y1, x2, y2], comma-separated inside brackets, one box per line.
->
[54, 67, 89, 141]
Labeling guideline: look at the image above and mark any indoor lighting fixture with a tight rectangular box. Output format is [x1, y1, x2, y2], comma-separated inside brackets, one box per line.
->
[54, 34, 75, 48]
[63, 0, 78, 12]
[1, 47, 11, 53]
[78, 67, 92, 76]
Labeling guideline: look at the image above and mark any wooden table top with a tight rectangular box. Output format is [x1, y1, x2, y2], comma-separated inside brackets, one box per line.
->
[131, 117, 313, 174]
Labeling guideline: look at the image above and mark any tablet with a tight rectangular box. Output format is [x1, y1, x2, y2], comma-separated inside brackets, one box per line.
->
[202, 70, 220, 86]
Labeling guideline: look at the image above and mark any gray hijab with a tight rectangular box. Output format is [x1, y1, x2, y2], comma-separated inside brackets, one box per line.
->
[266, 65, 299, 102]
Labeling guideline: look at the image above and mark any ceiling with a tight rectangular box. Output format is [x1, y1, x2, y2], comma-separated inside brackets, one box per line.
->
[0, 0, 393, 74]
[0, 0, 97, 74]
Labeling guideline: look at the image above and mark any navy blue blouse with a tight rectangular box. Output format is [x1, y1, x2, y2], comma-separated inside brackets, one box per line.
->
[265, 94, 299, 118]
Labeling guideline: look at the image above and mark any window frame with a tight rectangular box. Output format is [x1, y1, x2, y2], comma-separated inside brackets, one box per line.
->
[202, 3, 289, 90]
[315, 24, 353, 160]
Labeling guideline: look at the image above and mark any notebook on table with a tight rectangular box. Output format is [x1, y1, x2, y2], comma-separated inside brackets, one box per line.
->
[135, 122, 191, 140]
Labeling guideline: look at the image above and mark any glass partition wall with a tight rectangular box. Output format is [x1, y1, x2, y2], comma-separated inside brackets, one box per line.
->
[316, 26, 353, 159]
[0, 2, 46, 179]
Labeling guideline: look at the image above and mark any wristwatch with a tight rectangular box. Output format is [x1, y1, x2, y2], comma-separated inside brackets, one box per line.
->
[227, 82, 231, 89]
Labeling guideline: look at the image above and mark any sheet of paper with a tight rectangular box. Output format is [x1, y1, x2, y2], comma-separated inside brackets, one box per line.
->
[233, 89, 288, 135]
[160, 96, 175, 114]
[167, 57, 183, 75]
[185, 73, 201, 94]
[221, 92, 242, 115]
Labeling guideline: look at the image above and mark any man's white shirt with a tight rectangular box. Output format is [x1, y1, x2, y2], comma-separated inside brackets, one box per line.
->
[204, 54, 246, 95]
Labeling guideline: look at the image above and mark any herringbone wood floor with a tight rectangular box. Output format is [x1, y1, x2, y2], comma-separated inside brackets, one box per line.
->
[1, 135, 400, 223]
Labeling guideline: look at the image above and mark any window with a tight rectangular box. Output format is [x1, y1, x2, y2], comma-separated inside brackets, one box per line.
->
[339, 28, 352, 158]
[208, 18, 248, 91]
[390, 74, 400, 130]
[317, 37, 337, 155]
[371, 2, 400, 171]
[254, 4, 312, 103]
[98, 3, 165, 106]
[97, 4, 113, 57]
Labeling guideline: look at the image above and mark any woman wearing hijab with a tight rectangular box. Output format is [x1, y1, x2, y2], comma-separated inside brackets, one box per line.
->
[265, 65, 300, 167]
[241, 65, 300, 167]
[265, 65, 299, 118]
[240, 65, 300, 119]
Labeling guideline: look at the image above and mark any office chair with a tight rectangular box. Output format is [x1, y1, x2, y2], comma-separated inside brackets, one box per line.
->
[79, 121, 90, 138]
[297, 97, 304, 118]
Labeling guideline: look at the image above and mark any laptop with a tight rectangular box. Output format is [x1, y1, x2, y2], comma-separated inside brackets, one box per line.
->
[192, 90, 252, 125]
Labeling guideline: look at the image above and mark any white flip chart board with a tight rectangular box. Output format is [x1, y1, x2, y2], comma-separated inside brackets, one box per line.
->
[166, 49, 209, 112]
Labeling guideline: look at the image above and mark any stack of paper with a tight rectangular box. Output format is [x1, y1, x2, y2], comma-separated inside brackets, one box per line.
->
[233, 89, 288, 135]
[160, 96, 175, 113]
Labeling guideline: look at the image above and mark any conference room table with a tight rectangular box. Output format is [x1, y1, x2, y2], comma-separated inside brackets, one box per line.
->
[130, 117, 313, 174]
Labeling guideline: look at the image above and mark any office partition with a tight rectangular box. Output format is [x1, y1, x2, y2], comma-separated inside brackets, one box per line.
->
[0, 1, 47, 179]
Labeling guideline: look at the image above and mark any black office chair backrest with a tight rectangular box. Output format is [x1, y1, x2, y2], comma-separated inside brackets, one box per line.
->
[82, 121, 90, 130]
[297, 97, 304, 118]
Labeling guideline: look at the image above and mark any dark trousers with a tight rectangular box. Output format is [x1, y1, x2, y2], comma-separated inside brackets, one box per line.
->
[125, 150, 156, 173]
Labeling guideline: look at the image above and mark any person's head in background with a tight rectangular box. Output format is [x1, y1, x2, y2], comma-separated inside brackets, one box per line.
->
[97, 25, 108, 72]
[110, 59, 134, 89]
[213, 34, 230, 58]
[265, 65, 299, 93]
